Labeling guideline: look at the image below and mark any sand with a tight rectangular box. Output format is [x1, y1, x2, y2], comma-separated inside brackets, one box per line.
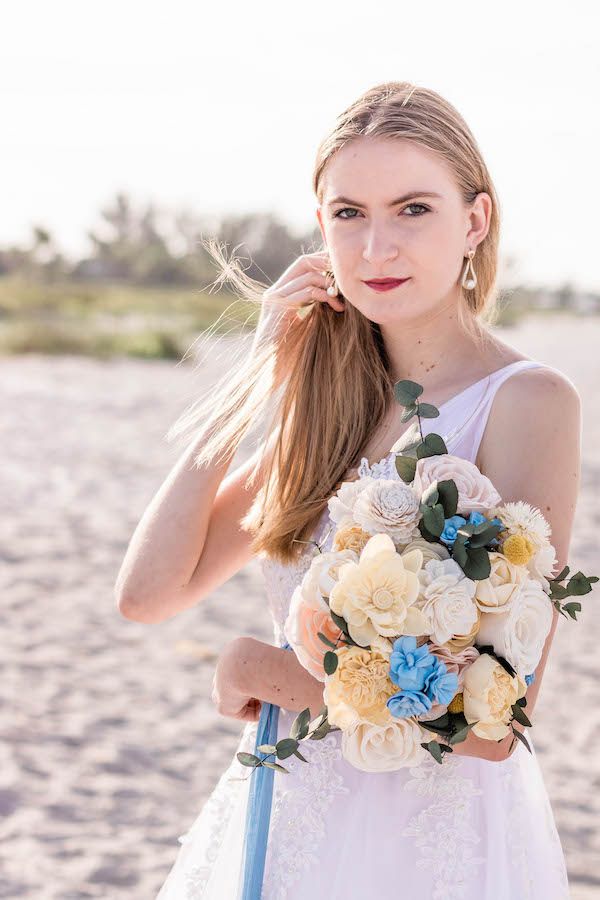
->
[1, 313, 598, 898]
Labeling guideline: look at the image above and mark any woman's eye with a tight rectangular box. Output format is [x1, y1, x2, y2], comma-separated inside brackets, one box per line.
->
[333, 203, 430, 219]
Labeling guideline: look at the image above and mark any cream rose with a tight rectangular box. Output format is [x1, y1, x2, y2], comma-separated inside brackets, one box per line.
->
[352, 479, 422, 544]
[327, 476, 374, 529]
[284, 548, 358, 680]
[323, 646, 397, 730]
[329, 533, 430, 649]
[474, 551, 529, 615]
[417, 558, 479, 645]
[341, 712, 425, 771]
[413, 454, 502, 515]
[476, 577, 553, 676]
[463, 652, 527, 740]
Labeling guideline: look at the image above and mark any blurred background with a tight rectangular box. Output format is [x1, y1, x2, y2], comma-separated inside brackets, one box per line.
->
[1, 1, 598, 897]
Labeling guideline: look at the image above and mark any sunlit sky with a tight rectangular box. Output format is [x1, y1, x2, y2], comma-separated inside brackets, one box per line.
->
[3, 0, 599, 291]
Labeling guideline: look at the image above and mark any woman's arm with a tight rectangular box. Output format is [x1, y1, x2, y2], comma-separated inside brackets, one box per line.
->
[463, 365, 582, 763]
[217, 636, 326, 722]
[115, 430, 276, 623]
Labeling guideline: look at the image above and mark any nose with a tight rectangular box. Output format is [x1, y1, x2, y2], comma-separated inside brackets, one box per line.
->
[361, 225, 399, 267]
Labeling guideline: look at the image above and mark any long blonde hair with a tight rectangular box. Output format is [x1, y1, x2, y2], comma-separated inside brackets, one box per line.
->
[167, 81, 502, 565]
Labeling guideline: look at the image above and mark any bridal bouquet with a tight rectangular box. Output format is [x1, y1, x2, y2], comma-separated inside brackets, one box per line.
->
[238, 380, 597, 774]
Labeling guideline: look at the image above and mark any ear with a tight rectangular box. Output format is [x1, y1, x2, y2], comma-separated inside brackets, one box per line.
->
[316, 206, 327, 245]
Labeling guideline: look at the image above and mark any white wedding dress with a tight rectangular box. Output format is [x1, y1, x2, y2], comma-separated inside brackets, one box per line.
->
[157, 358, 570, 899]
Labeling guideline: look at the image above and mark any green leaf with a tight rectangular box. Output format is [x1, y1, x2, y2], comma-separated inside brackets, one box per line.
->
[395, 455, 418, 483]
[416, 402, 440, 418]
[275, 738, 300, 759]
[257, 744, 277, 755]
[309, 720, 332, 740]
[550, 583, 569, 600]
[416, 433, 447, 458]
[449, 723, 475, 745]
[293, 748, 309, 762]
[324, 651, 338, 675]
[566, 572, 595, 596]
[551, 565, 570, 583]
[262, 761, 290, 773]
[462, 546, 491, 580]
[452, 540, 468, 567]
[290, 707, 312, 741]
[422, 503, 445, 538]
[421, 481, 440, 507]
[237, 752, 261, 768]
[400, 404, 418, 423]
[562, 601, 582, 620]
[424, 740, 444, 764]
[394, 379, 423, 405]
[329, 610, 348, 633]
[511, 704, 532, 728]
[436, 479, 458, 518]
[317, 631, 338, 649]
[438, 743, 454, 753]
[511, 727, 532, 754]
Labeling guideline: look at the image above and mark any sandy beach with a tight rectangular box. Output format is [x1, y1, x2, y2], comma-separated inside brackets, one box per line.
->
[1, 312, 598, 898]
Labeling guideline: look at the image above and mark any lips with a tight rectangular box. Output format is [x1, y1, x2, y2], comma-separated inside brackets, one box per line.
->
[364, 277, 410, 292]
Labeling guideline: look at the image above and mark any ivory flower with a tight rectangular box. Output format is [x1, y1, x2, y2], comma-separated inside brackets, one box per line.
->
[413, 454, 502, 514]
[341, 712, 425, 772]
[491, 500, 552, 551]
[323, 646, 397, 730]
[352, 479, 422, 544]
[474, 551, 529, 615]
[329, 533, 430, 649]
[417, 558, 479, 645]
[328, 476, 375, 529]
[477, 577, 553, 676]
[399, 536, 451, 564]
[463, 652, 527, 740]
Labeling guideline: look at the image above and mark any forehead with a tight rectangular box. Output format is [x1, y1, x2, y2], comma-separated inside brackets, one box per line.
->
[321, 136, 455, 201]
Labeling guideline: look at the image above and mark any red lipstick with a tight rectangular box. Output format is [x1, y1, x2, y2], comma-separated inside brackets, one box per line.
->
[363, 277, 410, 292]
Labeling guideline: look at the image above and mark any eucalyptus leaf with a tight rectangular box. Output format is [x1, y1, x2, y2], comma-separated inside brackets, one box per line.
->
[324, 651, 338, 675]
[317, 631, 338, 649]
[421, 481, 440, 507]
[426, 740, 444, 764]
[395, 455, 418, 483]
[290, 707, 311, 741]
[262, 761, 290, 773]
[449, 723, 474, 745]
[257, 744, 277, 755]
[452, 540, 468, 567]
[436, 479, 458, 518]
[394, 379, 424, 405]
[293, 749, 309, 763]
[400, 404, 418, 423]
[309, 720, 332, 740]
[422, 503, 445, 537]
[462, 546, 491, 580]
[237, 752, 261, 768]
[510, 704, 532, 728]
[416, 402, 440, 418]
[566, 572, 595, 596]
[511, 727, 532, 754]
[275, 738, 300, 760]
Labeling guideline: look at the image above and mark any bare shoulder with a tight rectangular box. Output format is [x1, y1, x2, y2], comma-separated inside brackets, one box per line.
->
[477, 363, 582, 496]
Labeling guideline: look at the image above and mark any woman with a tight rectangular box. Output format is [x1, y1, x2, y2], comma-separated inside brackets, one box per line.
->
[116, 81, 580, 898]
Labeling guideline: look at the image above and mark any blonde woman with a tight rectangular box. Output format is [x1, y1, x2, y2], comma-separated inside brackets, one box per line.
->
[117, 82, 579, 898]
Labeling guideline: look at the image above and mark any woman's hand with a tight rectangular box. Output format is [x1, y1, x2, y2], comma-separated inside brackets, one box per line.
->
[211, 636, 262, 722]
[253, 250, 345, 350]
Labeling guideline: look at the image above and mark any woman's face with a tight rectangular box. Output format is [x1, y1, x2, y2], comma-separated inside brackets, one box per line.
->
[316, 136, 490, 327]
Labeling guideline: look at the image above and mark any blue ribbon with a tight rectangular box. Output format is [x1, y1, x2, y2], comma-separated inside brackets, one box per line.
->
[239, 641, 292, 900]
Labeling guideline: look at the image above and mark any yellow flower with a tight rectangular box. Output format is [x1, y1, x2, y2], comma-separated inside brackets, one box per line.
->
[463, 653, 527, 740]
[329, 533, 430, 648]
[502, 534, 535, 566]
[323, 646, 398, 729]
[448, 692, 464, 713]
[333, 524, 372, 554]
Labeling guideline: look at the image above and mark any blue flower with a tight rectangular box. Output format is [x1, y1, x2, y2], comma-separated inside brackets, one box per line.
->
[467, 511, 487, 526]
[389, 636, 435, 691]
[423, 661, 459, 707]
[387, 689, 432, 719]
[440, 514, 467, 546]
[525, 672, 536, 686]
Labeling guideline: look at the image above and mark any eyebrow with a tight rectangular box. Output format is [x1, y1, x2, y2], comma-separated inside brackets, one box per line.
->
[326, 191, 443, 208]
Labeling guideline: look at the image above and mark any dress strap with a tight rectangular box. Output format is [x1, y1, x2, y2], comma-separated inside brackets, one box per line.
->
[461, 359, 550, 464]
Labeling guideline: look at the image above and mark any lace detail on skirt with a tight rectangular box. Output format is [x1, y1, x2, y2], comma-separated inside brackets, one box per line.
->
[262, 729, 350, 900]
[401, 753, 486, 900]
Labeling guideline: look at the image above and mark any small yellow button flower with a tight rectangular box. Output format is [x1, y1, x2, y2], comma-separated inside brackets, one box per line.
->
[448, 692, 464, 713]
[502, 534, 535, 566]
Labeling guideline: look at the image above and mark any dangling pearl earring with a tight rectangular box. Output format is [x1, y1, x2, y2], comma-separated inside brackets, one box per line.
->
[321, 269, 339, 297]
[461, 249, 477, 290]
